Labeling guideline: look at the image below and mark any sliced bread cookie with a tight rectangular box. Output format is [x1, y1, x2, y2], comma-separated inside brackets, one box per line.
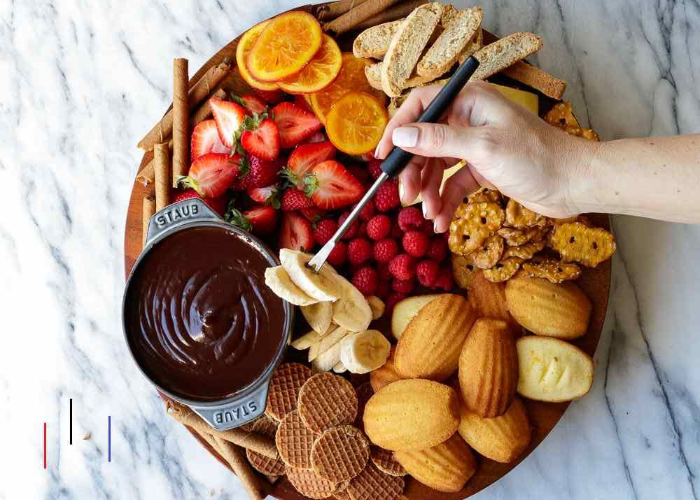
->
[502, 61, 567, 99]
[381, 3, 444, 97]
[353, 20, 404, 59]
[469, 32, 543, 81]
[417, 6, 483, 79]
[459, 26, 483, 64]
[367, 61, 438, 92]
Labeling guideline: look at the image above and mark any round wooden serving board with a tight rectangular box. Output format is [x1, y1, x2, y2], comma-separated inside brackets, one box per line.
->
[123, 4, 611, 499]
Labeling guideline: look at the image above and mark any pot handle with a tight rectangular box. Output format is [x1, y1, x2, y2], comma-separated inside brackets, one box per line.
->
[145, 199, 222, 246]
[189, 379, 271, 431]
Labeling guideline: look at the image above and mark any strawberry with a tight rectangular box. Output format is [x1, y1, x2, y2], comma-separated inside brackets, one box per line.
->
[426, 236, 448, 262]
[232, 94, 267, 115]
[279, 211, 314, 251]
[280, 188, 314, 211]
[253, 87, 284, 105]
[303, 131, 326, 144]
[434, 268, 453, 291]
[177, 153, 241, 198]
[172, 188, 228, 216]
[300, 206, 326, 222]
[402, 230, 430, 258]
[338, 212, 359, 239]
[416, 260, 439, 287]
[327, 241, 347, 267]
[313, 219, 338, 246]
[293, 94, 313, 113]
[366, 215, 391, 240]
[388, 254, 416, 280]
[240, 116, 280, 161]
[234, 155, 282, 190]
[191, 119, 230, 161]
[392, 278, 415, 294]
[227, 205, 278, 235]
[247, 184, 280, 208]
[272, 102, 323, 148]
[284, 141, 336, 188]
[374, 179, 400, 212]
[368, 160, 383, 180]
[210, 98, 246, 148]
[303, 161, 364, 210]
[346, 164, 370, 185]
[347, 238, 372, 266]
[373, 238, 398, 263]
[352, 267, 378, 296]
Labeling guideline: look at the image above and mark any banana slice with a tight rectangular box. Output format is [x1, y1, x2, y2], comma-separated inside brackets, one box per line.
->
[308, 326, 349, 362]
[279, 249, 342, 302]
[291, 330, 322, 350]
[367, 296, 385, 320]
[340, 329, 392, 374]
[332, 361, 348, 374]
[312, 342, 342, 372]
[264, 266, 318, 306]
[301, 301, 333, 334]
[332, 279, 373, 332]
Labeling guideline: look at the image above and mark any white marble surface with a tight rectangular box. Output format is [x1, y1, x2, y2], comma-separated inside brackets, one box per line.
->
[1, 0, 699, 498]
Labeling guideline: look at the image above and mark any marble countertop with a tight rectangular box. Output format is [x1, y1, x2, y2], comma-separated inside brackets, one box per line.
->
[1, 0, 699, 498]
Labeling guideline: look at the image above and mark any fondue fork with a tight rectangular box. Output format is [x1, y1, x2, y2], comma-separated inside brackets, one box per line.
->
[308, 56, 481, 272]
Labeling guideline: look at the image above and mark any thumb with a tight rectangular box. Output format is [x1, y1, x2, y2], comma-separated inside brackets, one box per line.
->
[391, 123, 473, 160]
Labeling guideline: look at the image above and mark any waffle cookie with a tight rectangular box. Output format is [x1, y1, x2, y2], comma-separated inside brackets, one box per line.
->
[370, 446, 407, 477]
[347, 462, 405, 500]
[287, 466, 339, 499]
[311, 425, 370, 483]
[298, 373, 358, 433]
[246, 414, 285, 476]
[275, 410, 317, 469]
[265, 363, 313, 422]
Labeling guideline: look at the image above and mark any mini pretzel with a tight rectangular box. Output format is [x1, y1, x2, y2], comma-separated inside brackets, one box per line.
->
[544, 102, 600, 141]
[498, 225, 549, 247]
[502, 239, 545, 260]
[521, 259, 581, 283]
[483, 257, 523, 283]
[548, 222, 616, 267]
[505, 199, 546, 228]
[449, 202, 505, 255]
[467, 234, 505, 269]
[468, 187, 502, 205]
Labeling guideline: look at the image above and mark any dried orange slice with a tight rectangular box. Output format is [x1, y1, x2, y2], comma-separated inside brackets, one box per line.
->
[325, 91, 389, 155]
[236, 21, 279, 92]
[247, 11, 323, 82]
[278, 35, 342, 94]
[310, 54, 387, 124]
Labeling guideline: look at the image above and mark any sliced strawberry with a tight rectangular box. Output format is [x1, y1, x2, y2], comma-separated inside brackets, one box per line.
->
[279, 211, 314, 251]
[232, 94, 267, 115]
[252, 87, 284, 105]
[210, 98, 246, 148]
[227, 205, 278, 235]
[247, 184, 280, 208]
[280, 188, 314, 211]
[283, 140, 336, 188]
[293, 94, 313, 113]
[233, 155, 283, 190]
[303, 160, 364, 210]
[240, 117, 280, 161]
[172, 188, 229, 216]
[271, 102, 323, 149]
[300, 206, 326, 222]
[177, 153, 242, 198]
[303, 131, 327, 144]
[191, 119, 230, 161]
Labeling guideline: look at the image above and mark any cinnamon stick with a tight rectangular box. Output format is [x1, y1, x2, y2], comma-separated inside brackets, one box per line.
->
[354, 0, 427, 30]
[324, 0, 401, 35]
[136, 89, 226, 186]
[214, 438, 265, 500]
[142, 195, 156, 248]
[314, 0, 368, 21]
[153, 143, 170, 211]
[172, 58, 189, 186]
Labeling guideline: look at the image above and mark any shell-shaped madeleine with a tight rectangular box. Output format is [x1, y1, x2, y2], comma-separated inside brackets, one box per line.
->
[370, 347, 403, 392]
[395, 294, 477, 382]
[394, 434, 477, 493]
[458, 318, 518, 417]
[458, 396, 531, 463]
[469, 271, 519, 330]
[363, 379, 459, 451]
[505, 275, 591, 339]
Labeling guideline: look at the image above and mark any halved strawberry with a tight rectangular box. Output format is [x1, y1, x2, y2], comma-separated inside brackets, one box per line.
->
[252, 87, 284, 105]
[293, 94, 313, 113]
[227, 205, 278, 235]
[303, 131, 327, 144]
[191, 119, 231, 161]
[240, 117, 280, 161]
[210, 98, 246, 148]
[172, 188, 229, 216]
[271, 102, 323, 149]
[300, 206, 326, 222]
[233, 155, 283, 190]
[279, 211, 314, 251]
[177, 153, 242, 198]
[247, 184, 280, 208]
[280, 188, 314, 211]
[232, 94, 267, 115]
[303, 160, 364, 210]
[283, 140, 336, 188]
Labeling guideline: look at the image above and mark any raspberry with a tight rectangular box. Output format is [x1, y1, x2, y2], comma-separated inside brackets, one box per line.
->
[327, 241, 347, 267]
[391, 221, 404, 239]
[434, 268, 453, 291]
[357, 222, 368, 237]
[416, 260, 439, 287]
[346, 163, 370, 185]
[347, 238, 372, 266]
[357, 202, 375, 222]
[375, 280, 391, 299]
[366, 215, 391, 240]
[313, 218, 338, 246]
[377, 262, 393, 281]
[352, 266, 378, 296]
[373, 238, 398, 263]
[368, 160, 383, 180]
[338, 212, 359, 239]
[374, 179, 400, 212]
[426, 236, 448, 262]
[385, 292, 407, 313]
[397, 206, 424, 232]
[402, 230, 429, 258]
[388, 254, 416, 280]
[392, 278, 415, 294]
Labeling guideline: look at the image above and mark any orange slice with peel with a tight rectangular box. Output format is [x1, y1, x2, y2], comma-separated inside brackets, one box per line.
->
[310, 53, 387, 125]
[236, 20, 279, 92]
[325, 91, 389, 155]
[247, 11, 323, 82]
[278, 35, 342, 94]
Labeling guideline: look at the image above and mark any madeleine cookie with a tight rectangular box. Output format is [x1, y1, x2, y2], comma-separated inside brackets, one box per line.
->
[370, 347, 403, 392]
[459, 319, 518, 417]
[298, 373, 358, 433]
[468, 270, 518, 330]
[311, 426, 370, 483]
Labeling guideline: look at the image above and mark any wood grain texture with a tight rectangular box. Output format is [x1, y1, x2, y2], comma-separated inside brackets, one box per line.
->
[123, 3, 611, 499]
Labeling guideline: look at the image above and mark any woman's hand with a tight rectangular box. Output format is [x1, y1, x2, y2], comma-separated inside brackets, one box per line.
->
[374, 81, 598, 232]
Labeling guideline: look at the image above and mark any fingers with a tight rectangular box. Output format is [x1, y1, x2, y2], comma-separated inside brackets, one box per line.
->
[420, 158, 445, 220]
[433, 166, 480, 233]
[398, 157, 425, 205]
[390, 122, 473, 160]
